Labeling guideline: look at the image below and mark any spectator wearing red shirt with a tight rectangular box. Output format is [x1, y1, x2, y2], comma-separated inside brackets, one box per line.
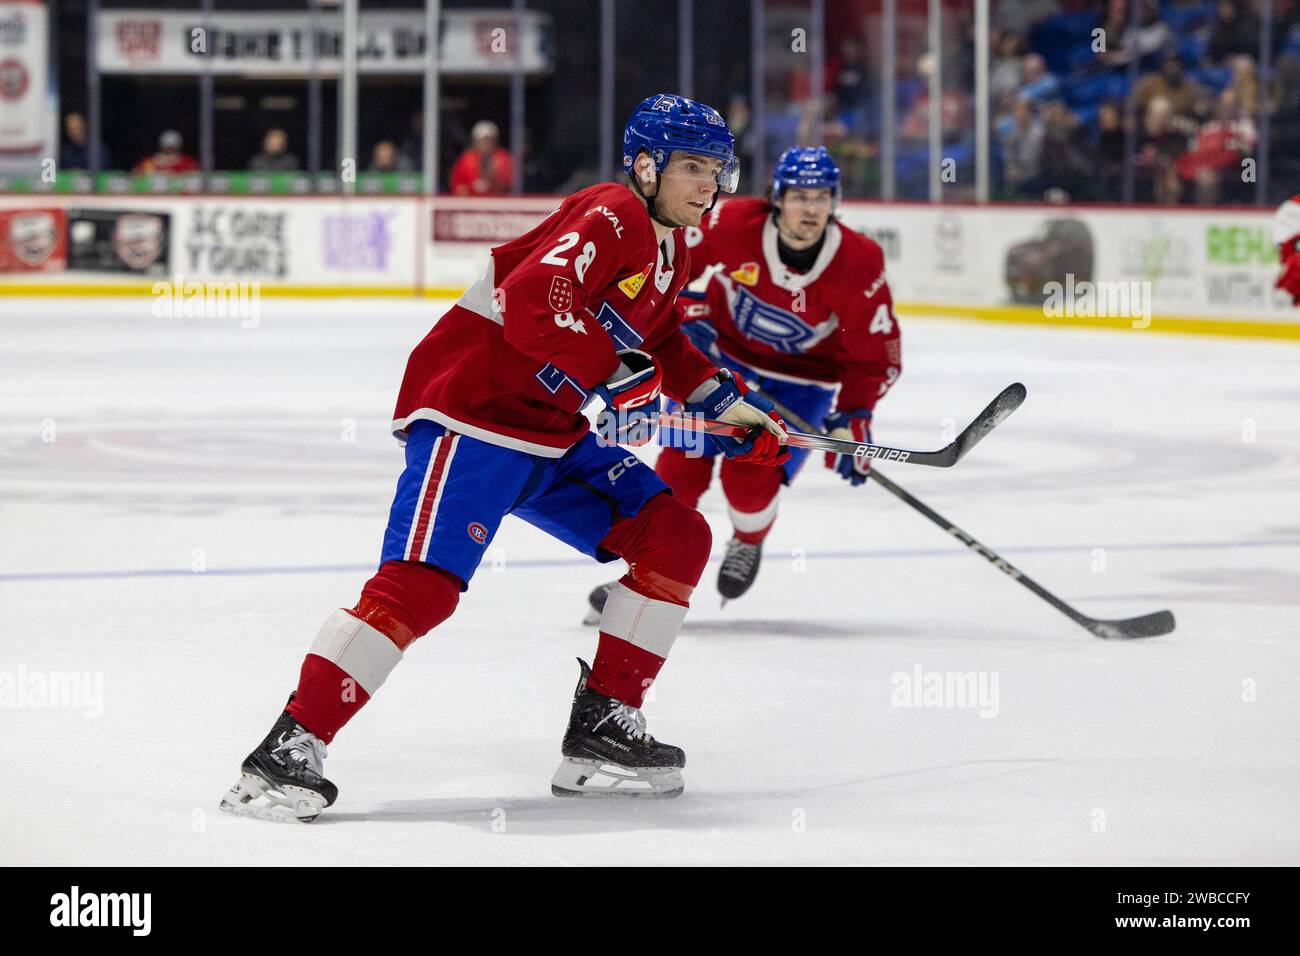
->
[449, 120, 514, 196]
[134, 130, 200, 175]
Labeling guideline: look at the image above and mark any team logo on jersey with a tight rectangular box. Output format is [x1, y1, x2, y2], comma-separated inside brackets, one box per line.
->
[548, 275, 574, 312]
[467, 522, 489, 545]
[732, 286, 837, 354]
[730, 261, 761, 286]
[618, 265, 650, 299]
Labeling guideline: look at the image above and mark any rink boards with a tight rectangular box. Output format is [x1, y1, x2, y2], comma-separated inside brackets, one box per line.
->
[0, 193, 1295, 338]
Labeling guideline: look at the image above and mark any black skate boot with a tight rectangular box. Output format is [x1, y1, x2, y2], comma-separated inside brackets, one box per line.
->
[551, 659, 685, 798]
[219, 701, 339, 823]
[583, 580, 616, 625]
[717, 536, 762, 604]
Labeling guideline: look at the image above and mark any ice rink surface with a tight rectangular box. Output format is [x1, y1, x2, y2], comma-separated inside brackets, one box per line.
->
[1, 297, 1297, 865]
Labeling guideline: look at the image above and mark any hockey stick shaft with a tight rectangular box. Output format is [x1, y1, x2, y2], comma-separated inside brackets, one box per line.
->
[745, 383, 1174, 639]
[657, 380, 1024, 468]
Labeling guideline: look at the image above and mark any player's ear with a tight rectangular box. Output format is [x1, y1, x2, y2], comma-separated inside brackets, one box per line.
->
[634, 153, 658, 191]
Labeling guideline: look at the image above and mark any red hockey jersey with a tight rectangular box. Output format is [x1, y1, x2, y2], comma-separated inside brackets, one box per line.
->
[392, 183, 717, 456]
[682, 197, 901, 413]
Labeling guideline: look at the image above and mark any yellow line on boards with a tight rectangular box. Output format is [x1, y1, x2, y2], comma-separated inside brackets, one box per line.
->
[895, 302, 1300, 341]
[3, 285, 1298, 340]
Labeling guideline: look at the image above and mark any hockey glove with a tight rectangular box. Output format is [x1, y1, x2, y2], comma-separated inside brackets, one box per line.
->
[681, 318, 720, 361]
[823, 409, 873, 485]
[594, 349, 663, 446]
[686, 369, 790, 465]
[1277, 237, 1300, 305]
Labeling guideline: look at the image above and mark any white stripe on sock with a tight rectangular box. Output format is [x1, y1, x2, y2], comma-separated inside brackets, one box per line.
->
[308, 608, 404, 697]
[599, 582, 687, 659]
[728, 491, 780, 534]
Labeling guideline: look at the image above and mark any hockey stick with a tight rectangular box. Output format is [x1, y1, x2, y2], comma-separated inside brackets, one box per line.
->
[658, 382, 1026, 468]
[746, 383, 1176, 640]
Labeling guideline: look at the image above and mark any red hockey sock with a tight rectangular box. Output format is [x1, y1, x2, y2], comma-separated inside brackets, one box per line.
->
[592, 493, 711, 706]
[655, 447, 715, 509]
[587, 632, 666, 708]
[287, 561, 461, 742]
[721, 458, 783, 544]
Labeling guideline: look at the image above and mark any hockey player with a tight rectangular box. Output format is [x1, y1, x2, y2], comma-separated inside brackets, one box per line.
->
[220, 93, 791, 820]
[587, 146, 900, 616]
[1275, 195, 1300, 306]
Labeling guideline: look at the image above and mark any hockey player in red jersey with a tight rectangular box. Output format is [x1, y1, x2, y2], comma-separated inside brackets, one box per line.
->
[220, 93, 791, 819]
[586, 146, 901, 614]
[1275, 195, 1300, 306]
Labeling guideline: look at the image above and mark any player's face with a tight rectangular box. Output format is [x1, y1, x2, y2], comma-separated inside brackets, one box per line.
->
[776, 187, 833, 244]
[656, 152, 723, 226]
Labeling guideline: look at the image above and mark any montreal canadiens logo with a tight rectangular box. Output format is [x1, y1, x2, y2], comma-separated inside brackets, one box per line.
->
[467, 522, 488, 545]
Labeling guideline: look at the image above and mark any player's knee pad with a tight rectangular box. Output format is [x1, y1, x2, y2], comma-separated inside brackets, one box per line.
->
[720, 457, 784, 513]
[615, 492, 712, 601]
[655, 447, 714, 509]
[353, 559, 461, 649]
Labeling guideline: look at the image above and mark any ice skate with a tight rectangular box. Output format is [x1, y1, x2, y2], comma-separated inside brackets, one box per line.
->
[551, 659, 685, 798]
[718, 536, 762, 605]
[219, 704, 338, 823]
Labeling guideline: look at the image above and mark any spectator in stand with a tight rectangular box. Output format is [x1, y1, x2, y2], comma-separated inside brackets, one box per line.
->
[1179, 87, 1258, 204]
[1228, 54, 1261, 117]
[726, 94, 756, 175]
[368, 140, 415, 173]
[59, 112, 111, 171]
[449, 120, 514, 196]
[1207, 0, 1260, 62]
[1018, 54, 1062, 104]
[1134, 96, 1186, 204]
[1094, 100, 1127, 199]
[831, 36, 872, 138]
[1097, 0, 1127, 57]
[134, 130, 199, 175]
[1101, 0, 1172, 68]
[1036, 100, 1093, 199]
[248, 129, 299, 172]
[990, 32, 1026, 116]
[997, 98, 1045, 197]
[1134, 53, 1209, 126]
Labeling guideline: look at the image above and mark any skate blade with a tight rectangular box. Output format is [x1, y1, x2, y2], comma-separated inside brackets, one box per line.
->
[218, 772, 329, 823]
[550, 757, 684, 799]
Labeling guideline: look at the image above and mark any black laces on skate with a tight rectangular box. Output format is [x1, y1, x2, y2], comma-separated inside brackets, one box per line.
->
[720, 538, 760, 582]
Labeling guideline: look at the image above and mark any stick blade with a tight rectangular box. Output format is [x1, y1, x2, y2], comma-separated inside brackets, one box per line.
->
[1086, 609, 1176, 640]
[949, 382, 1028, 464]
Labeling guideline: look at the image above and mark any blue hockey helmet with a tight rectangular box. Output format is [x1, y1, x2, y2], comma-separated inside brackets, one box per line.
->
[772, 146, 841, 207]
[623, 93, 740, 194]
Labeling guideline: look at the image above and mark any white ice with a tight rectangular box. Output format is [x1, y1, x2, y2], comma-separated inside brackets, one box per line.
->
[1, 297, 1297, 865]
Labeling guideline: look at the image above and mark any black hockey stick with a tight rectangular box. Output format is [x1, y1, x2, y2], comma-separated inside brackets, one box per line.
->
[747, 383, 1176, 640]
[658, 382, 1026, 468]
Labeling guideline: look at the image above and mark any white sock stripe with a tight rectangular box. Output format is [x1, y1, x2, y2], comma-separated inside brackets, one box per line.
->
[308, 609, 404, 697]
[404, 435, 443, 560]
[418, 434, 459, 562]
[598, 582, 687, 659]
[729, 492, 780, 533]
